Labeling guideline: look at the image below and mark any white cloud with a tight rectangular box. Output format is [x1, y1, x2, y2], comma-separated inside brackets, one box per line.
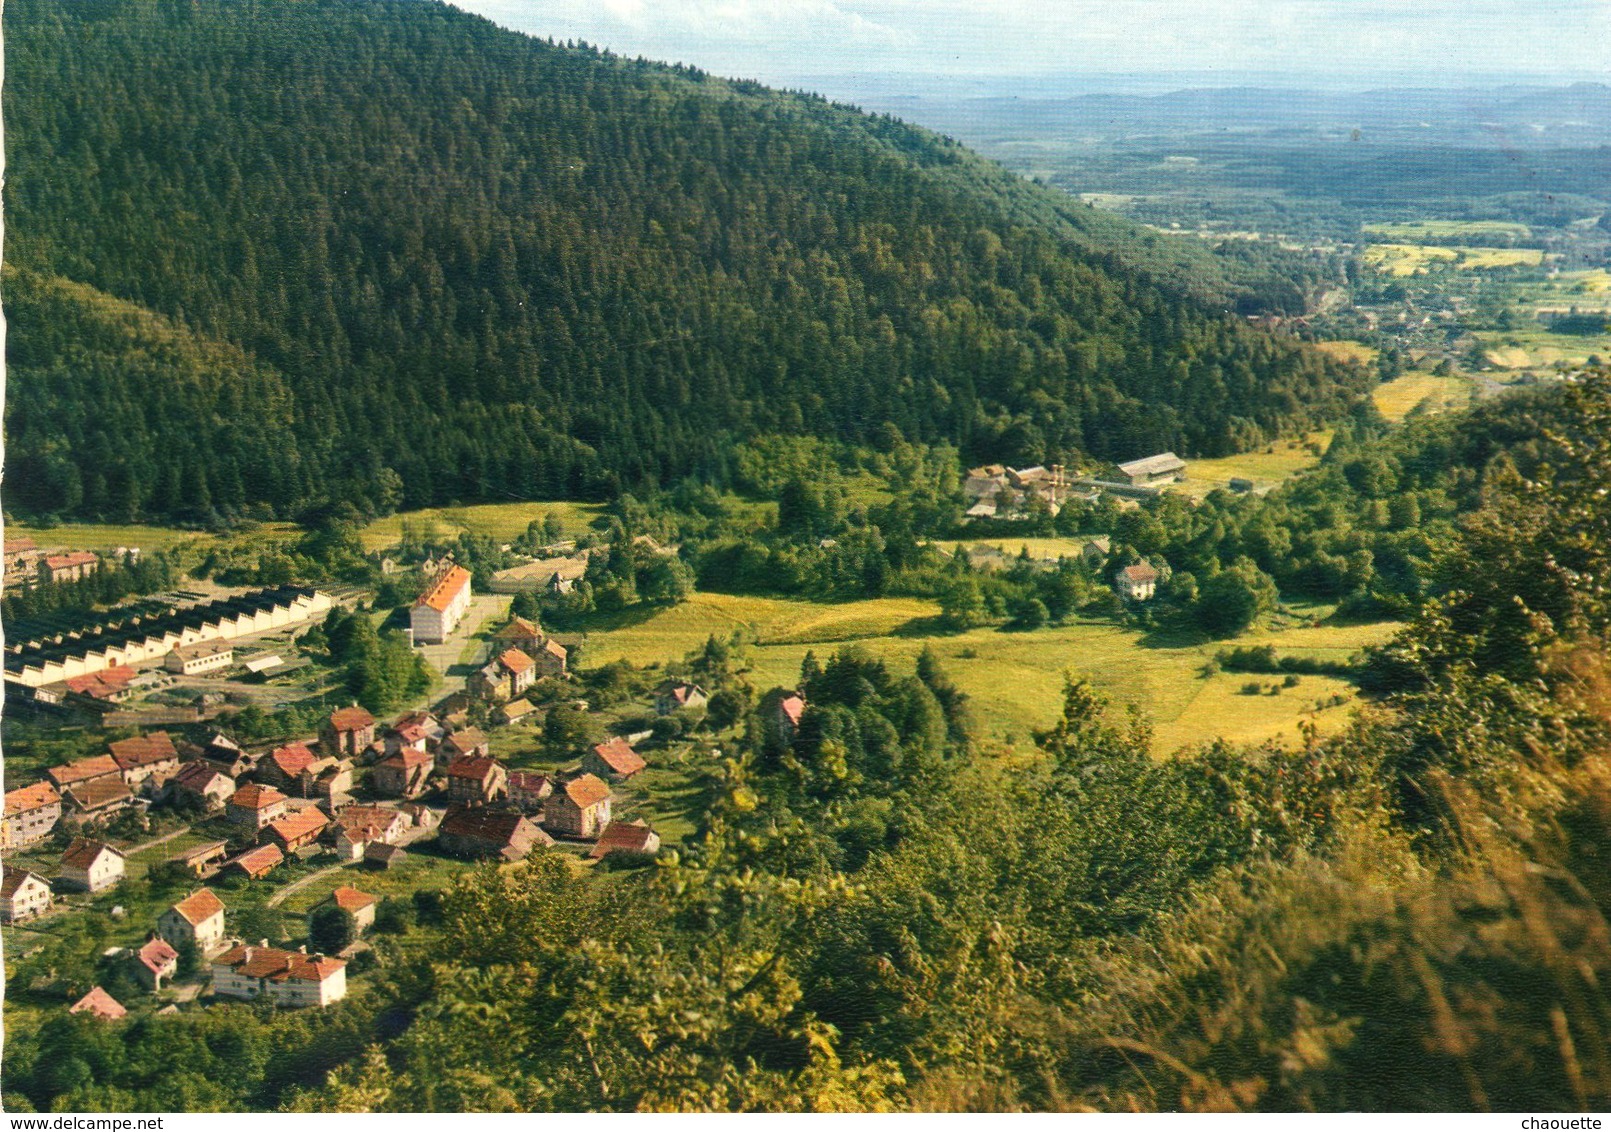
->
[453, 0, 1611, 82]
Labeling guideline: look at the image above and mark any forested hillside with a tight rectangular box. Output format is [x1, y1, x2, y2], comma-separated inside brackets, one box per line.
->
[3, 0, 1365, 523]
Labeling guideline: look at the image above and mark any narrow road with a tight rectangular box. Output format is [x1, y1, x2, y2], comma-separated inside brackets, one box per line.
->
[124, 826, 194, 857]
[266, 861, 348, 908]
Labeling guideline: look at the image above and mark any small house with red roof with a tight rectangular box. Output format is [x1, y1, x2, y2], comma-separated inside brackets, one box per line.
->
[160, 888, 228, 953]
[256, 742, 319, 792]
[58, 839, 126, 892]
[543, 773, 612, 839]
[653, 680, 709, 716]
[264, 807, 330, 854]
[130, 937, 181, 990]
[438, 806, 552, 861]
[533, 637, 568, 677]
[372, 747, 433, 799]
[444, 755, 508, 805]
[323, 706, 377, 758]
[311, 886, 379, 934]
[588, 820, 662, 860]
[224, 842, 284, 881]
[1, 866, 54, 923]
[69, 986, 127, 1021]
[109, 731, 181, 793]
[583, 737, 646, 783]
[227, 784, 290, 830]
[40, 550, 99, 585]
[166, 761, 236, 811]
[1115, 562, 1159, 602]
[472, 648, 537, 702]
[507, 770, 554, 812]
[4, 781, 62, 849]
[494, 616, 546, 655]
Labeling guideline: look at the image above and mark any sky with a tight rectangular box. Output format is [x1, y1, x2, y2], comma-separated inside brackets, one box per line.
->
[450, 0, 1611, 92]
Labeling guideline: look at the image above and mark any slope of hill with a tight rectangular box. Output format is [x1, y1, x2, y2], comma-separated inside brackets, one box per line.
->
[3, 0, 1368, 522]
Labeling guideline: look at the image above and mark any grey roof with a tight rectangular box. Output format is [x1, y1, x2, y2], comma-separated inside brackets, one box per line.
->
[1117, 452, 1186, 477]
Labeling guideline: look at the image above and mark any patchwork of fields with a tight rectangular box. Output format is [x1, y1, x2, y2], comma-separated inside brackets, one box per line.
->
[576, 592, 1397, 756]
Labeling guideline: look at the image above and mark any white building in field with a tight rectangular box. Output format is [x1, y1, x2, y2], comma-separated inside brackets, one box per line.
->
[1, 866, 54, 923]
[410, 565, 472, 644]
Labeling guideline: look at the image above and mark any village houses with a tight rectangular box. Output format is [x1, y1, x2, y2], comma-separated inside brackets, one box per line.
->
[323, 706, 377, 759]
[58, 839, 127, 893]
[371, 747, 433, 799]
[40, 550, 100, 585]
[69, 986, 128, 1021]
[257, 742, 319, 792]
[437, 806, 552, 861]
[4, 781, 62, 849]
[444, 754, 508, 805]
[129, 937, 180, 991]
[227, 783, 290, 830]
[64, 776, 137, 824]
[312, 886, 379, 935]
[225, 842, 284, 881]
[265, 807, 330, 854]
[653, 680, 709, 716]
[164, 642, 235, 676]
[1, 866, 54, 923]
[544, 773, 612, 840]
[583, 737, 646, 783]
[1115, 562, 1160, 602]
[493, 616, 545, 656]
[159, 888, 229, 954]
[211, 944, 348, 1007]
[330, 805, 410, 861]
[507, 770, 554, 812]
[1115, 452, 1187, 487]
[588, 820, 662, 860]
[440, 728, 490, 765]
[472, 648, 536, 703]
[109, 731, 183, 794]
[410, 563, 473, 644]
[166, 761, 236, 811]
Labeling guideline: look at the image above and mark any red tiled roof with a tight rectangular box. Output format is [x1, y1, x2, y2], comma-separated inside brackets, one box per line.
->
[67, 776, 134, 812]
[540, 638, 567, 660]
[329, 706, 375, 732]
[439, 806, 551, 847]
[61, 838, 124, 870]
[5, 536, 38, 553]
[137, 937, 180, 974]
[1121, 563, 1159, 583]
[589, 820, 658, 859]
[326, 886, 378, 913]
[230, 784, 288, 811]
[416, 565, 472, 613]
[173, 761, 232, 793]
[1, 865, 48, 899]
[64, 666, 137, 698]
[266, 808, 329, 844]
[499, 648, 535, 675]
[267, 743, 318, 778]
[47, 755, 122, 788]
[109, 732, 179, 770]
[562, 773, 611, 809]
[214, 944, 346, 984]
[227, 843, 284, 876]
[170, 888, 226, 926]
[5, 781, 61, 817]
[508, 770, 552, 796]
[590, 737, 645, 778]
[444, 728, 488, 755]
[776, 693, 806, 726]
[445, 754, 499, 781]
[656, 681, 706, 706]
[44, 551, 98, 570]
[495, 617, 542, 640]
[381, 748, 433, 770]
[70, 986, 127, 1020]
[336, 805, 406, 842]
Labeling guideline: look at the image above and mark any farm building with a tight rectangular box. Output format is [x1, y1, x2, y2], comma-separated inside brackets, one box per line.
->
[1115, 453, 1187, 487]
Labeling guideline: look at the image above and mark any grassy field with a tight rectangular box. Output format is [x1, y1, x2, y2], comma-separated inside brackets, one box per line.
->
[4, 521, 302, 556]
[358, 502, 607, 552]
[576, 592, 1399, 756]
[1174, 433, 1330, 498]
[1371, 370, 1473, 422]
[1314, 340, 1378, 366]
[1362, 220, 1531, 242]
[1361, 242, 1544, 277]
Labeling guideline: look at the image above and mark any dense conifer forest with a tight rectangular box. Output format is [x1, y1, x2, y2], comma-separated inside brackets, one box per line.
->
[3, 0, 1366, 523]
